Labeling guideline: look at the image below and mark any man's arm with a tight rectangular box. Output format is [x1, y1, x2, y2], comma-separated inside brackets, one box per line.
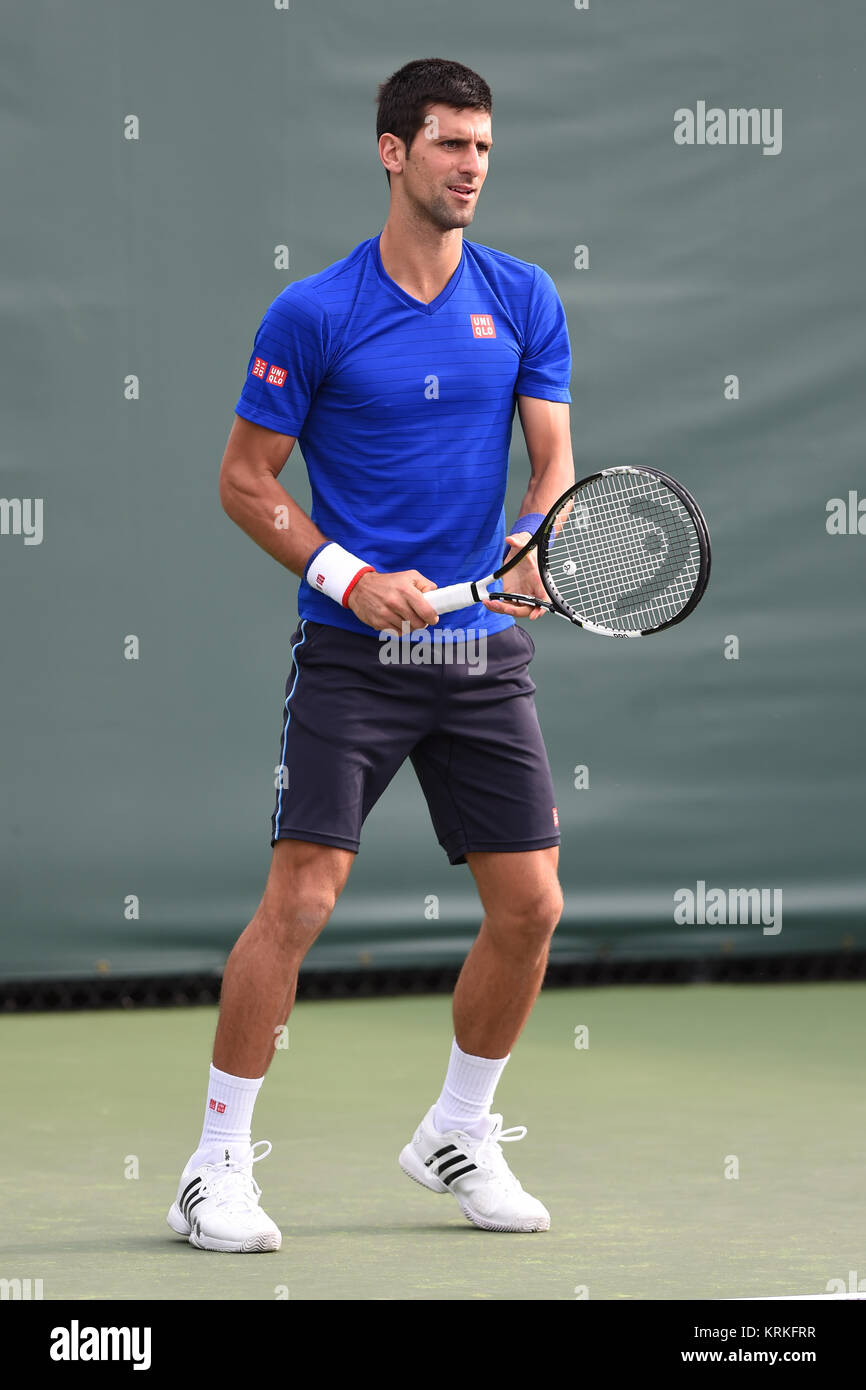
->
[513, 396, 576, 520]
[219, 415, 439, 630]
[482, 396, 576, 619]
[219, 415, 324, 572]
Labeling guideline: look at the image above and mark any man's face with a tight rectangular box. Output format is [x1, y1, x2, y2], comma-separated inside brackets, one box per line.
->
[401, 104, 492, 230]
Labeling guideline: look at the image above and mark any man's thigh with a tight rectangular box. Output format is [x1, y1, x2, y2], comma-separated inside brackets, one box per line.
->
[410, 624, 561, 865]
[270, 619, 439, 853]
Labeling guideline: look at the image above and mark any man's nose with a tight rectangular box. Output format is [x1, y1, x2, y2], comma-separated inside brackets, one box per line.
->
[459, 147, 482, 177]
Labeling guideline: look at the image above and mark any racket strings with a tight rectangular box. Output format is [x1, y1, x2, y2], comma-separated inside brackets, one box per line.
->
[544, 473, 701, 633]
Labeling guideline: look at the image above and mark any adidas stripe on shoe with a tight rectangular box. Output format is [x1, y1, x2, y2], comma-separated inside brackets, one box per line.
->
[399, 1106, 550, 1232]
[166, 1140, 281, 1252]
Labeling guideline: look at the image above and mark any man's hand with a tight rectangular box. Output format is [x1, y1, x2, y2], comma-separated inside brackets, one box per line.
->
[346, 569, 440, 631]
[482, 532, 547, 620]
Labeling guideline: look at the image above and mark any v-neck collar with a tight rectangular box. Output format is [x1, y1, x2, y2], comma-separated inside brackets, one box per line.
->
[373, 232, 466, 315]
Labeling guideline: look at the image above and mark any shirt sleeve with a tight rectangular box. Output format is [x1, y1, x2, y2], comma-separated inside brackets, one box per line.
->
[514, 265, 572, 403]
[234, 284, 330, 437]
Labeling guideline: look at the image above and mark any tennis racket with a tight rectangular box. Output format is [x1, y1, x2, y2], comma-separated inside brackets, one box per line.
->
[428, 466, 711, 637]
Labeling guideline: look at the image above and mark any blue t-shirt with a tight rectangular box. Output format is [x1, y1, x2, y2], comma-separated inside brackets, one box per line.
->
[234, 233, 572, 637]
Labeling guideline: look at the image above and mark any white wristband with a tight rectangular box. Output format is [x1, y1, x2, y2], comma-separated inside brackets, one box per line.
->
[305, 542, 376, 607]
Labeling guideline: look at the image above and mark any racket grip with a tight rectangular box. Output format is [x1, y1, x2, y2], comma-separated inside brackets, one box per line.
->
[428, 579, 491, 615]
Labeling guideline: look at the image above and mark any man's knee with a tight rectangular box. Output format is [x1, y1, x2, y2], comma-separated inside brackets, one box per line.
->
[255, 885, 336, 959]
[488, 881, 564, 952]
[258, 840, 352, 949]
[517, 884, 564, 935]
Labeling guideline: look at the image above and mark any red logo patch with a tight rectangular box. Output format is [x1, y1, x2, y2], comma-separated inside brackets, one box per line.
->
[316, 573, 325, 588]
[252, 357, 268, 379]
[208, 1098, 227, 1113]
[470, 313, 496, 339]
[266, 365, 287, 387]
[552, 806, 559, 828]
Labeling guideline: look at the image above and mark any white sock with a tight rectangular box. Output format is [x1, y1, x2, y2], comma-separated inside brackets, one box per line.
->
[432, 1038, 510, 1140]
[190, 1064, 264, 1165]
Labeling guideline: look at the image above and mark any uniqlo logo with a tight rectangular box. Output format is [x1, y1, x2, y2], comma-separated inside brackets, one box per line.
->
[251, 357, 268, 379]
[266, 364, 287, 387]
[470, 313, 496, 339]
[208, 1098, 226, 1113]
[316, 573, 325, 588]
[552, 806, 559, 828]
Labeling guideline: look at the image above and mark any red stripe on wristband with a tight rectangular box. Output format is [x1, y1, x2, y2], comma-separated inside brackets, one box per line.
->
[341, 565, 376, 607]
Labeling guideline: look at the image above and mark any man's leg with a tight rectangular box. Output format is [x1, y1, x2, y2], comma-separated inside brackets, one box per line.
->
[213, 838, 355, 1078]
[455, 845, 563, 1058]
[399, 847, 561, 1232]
[429, 846, 562, 1139]
[168, 838, 353, 1252]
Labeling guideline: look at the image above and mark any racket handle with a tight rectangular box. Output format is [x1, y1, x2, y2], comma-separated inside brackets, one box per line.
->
[427, 577, 493, 616]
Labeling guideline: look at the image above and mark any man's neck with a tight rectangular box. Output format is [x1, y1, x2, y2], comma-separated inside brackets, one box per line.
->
[378, 210, 464, 305]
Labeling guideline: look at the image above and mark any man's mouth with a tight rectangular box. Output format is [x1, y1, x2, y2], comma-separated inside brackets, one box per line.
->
[448, 185, 476, 201]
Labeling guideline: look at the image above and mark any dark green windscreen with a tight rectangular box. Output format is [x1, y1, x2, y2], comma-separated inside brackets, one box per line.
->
[2, 2, 864, 978]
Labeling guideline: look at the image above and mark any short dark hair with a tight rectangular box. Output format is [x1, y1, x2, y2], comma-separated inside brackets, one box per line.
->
[376, 58, 492, 185]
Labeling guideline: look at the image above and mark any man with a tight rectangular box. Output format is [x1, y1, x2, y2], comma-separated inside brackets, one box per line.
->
[167, 57, 573, 1252]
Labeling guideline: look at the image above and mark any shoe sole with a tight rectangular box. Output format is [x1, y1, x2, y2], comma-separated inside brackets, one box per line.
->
[398, 1144, 550, 1233]
[166, 1202, 282, 1253]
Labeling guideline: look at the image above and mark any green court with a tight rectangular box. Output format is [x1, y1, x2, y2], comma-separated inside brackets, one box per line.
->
[5, 982, 863, 1301]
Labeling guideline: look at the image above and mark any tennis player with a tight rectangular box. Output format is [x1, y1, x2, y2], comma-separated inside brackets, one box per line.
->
[167, 58, 574, 1251]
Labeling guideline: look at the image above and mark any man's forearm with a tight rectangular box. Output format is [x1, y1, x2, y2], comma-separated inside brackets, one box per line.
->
[513, 397, 575, 531]
[512, 453, 575, 530]
[220, 472, 326, 576]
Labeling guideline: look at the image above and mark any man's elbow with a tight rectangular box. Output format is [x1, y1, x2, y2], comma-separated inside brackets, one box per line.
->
[218, 460, 246, 520]
[218, 463, 232, 515]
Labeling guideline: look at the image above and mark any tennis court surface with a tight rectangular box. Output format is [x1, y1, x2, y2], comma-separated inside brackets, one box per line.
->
[4, 982, 863, 1301]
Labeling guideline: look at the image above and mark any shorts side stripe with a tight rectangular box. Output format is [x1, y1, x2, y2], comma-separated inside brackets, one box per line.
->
[274, 619, 308, 835]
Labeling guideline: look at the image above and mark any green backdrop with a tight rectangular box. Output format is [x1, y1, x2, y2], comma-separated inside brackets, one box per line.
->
[2, 1, 864, 979]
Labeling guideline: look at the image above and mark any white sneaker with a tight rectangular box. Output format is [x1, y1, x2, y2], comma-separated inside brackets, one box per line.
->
[166, 1141, 282, 1252]
[399, 1107, 550, 1232]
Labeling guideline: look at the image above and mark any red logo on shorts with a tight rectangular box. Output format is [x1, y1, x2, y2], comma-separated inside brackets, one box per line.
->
[316, 573, 325, 588]
[251, 357, 268, 379]
[266, 365, 287, 387]
[471, 313, 496, 339]
[208, 1098, 226, 1113]
[552, 806, 559, 828]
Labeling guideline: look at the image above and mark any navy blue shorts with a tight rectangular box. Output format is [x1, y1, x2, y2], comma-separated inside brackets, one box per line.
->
[270, 619, 560, 866]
